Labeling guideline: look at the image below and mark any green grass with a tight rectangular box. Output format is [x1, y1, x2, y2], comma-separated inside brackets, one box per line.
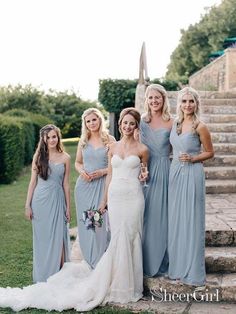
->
[0, 144, 77, 286]
[0, 142, 146, 313]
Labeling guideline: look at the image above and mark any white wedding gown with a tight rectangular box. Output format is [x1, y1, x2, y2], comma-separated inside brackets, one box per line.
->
[0, 155, 144, 312]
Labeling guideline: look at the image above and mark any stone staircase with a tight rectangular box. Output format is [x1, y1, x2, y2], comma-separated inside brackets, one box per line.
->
[144, 194, 236, 303]
[168, 91, 236, 194]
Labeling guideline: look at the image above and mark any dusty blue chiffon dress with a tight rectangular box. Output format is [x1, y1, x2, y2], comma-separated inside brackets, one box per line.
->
[74, 144, 110, 268]
[31, 162, 70, 283]
[140, 120, 171, 277]
[168, 123, 206, 286]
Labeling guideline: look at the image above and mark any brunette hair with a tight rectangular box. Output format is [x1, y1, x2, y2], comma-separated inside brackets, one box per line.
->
[118, 107, 141, 135]
[34, 124, 64, 180]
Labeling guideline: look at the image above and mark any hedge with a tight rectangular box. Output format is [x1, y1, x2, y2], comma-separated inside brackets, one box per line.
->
[0, 115, 25, 183]
[0, 111, 53, 184]
[4, 109, 53, 149]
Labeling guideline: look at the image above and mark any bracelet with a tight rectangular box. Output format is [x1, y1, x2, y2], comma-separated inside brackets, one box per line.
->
[79, 168, 85, 174]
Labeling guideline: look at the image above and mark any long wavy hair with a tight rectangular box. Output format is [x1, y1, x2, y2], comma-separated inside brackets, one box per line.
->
[176, 87, 200, 135]
[79, 108, 109, 148]
[118, 107, 141, 136]
[34, 124, 64, 180]
[142, 84, 171, 123]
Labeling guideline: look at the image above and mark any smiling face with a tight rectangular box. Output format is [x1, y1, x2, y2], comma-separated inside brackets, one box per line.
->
[120, 113, 137, 136]
[147, 89, 164, 114]
[181, 93, 196, 115]
[44, 129, 59, 149]
[85, 113, 101, 133]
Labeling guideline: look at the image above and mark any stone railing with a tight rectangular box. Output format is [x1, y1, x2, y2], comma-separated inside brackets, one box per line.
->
[189, 48, 236, 91]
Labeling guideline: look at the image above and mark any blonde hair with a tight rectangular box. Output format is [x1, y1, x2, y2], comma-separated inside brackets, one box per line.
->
[79, 108, 109, 148]
[176, 87, 200, 135]
[142, 84, 171, 123]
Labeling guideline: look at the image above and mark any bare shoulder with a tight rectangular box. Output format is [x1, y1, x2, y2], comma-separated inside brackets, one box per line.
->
[169, 118, 174, 127]
[138, 142, 149, 155]
[196, 121, 210, 133]
[109, 141, 118, 154]
[62, 152, 71, 162]
[108, 135, 116, 143]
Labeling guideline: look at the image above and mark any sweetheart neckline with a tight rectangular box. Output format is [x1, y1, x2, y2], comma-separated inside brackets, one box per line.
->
[112, 154, 141, 161]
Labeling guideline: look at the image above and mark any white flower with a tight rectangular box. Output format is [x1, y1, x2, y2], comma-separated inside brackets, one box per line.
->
[82, 212, 87, 221]
[93, 212, 100, 222]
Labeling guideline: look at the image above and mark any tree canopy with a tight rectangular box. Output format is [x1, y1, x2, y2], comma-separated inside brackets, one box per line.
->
[165, 0, 236, 82]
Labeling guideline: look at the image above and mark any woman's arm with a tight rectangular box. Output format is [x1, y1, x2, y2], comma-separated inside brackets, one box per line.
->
[25, 156, 38, 220]
[180, 122, 214, 163]
[99, 148, 113, 213]
[75, 144, 91, 181]
[139, 144, 149, 182]
[63, 153, 71, 222]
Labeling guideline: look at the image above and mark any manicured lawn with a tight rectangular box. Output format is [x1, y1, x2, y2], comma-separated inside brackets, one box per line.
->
[0, 145, 77, 283]
[0, 142, 145, 314]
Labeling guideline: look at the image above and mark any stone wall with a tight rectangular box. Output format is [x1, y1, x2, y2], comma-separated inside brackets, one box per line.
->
[189, 48, 236, 91]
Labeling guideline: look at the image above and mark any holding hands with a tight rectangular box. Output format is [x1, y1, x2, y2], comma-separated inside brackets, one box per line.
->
[179, 152, 192, 163]
[80, 168, 106, 181]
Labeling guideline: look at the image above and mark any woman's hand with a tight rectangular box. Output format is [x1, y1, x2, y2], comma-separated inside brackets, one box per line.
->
[99, 200, 107, 214]
[90, 169, 105, 180]
[25, 207, 33, 220]
[139, 172, 149, 182]
[80, 170, 92, 182]
[66, 209, 71, 222]
[179, 153, 192, 162]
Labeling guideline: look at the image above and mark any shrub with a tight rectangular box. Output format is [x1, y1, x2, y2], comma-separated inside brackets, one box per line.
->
[0, 115, 25, 183]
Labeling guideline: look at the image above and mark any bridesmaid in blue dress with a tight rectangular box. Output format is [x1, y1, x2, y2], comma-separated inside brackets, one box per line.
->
[168, 87, 214, 287]
[25, 124, 71, 282]
[140, 84, 173, 277]
[75, 108, 115, 268]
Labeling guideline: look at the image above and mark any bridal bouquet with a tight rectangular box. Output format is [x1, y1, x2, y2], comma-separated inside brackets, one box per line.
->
[81, 206, 103, 231]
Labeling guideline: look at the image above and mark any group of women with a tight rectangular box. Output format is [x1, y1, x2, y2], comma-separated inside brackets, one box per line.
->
[0, 85, 214, 311]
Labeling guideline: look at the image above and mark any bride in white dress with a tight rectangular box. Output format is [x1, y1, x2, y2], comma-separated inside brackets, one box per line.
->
[0, 108, 149, 312]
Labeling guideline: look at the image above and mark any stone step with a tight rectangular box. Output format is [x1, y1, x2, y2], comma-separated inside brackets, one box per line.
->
[206, 247, 236, 273]
[201, 99, 236, 106]
[144, 273, 236, 302]
[112, 295, 236, 313]
[204, 155, 236, 166]
[211, 132, 236, 143]
[213, 143, 236, 154]
[208, 123, 236, 132]
[202, 114, 236, 123]
[167, 91, 236, 100]
[204, 167, 236, 180]
[206, 179, 236, 194]
[198, 91, 236, 99]
[205, 211, 236, 247]
[201, 106, 236, 114]
[205, 213, 236, 247]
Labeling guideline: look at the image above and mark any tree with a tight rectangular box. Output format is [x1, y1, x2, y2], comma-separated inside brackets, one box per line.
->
[166, 0, 236, 82]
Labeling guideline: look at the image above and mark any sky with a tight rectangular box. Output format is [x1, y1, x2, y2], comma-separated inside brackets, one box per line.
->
[0, 0, 222, 101]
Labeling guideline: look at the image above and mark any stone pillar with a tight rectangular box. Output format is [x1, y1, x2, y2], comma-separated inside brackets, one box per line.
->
[225, 48, 236, 91]
[109, 112, 115, 136]
[135, 42, 149, 113]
